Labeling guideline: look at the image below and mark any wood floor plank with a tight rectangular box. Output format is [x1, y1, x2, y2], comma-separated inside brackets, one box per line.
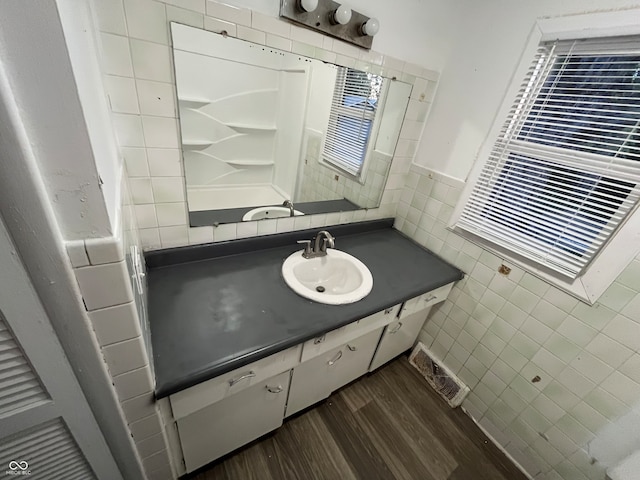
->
[361, 367, 458, 479]
[338, 376, 374, 413]
[279, 409, 357, 480]
[353, 399, 442, 480]
[318, 393, 396, 480]
[193, 357, 528, 480]
[382, 359, 526, 480]
[259, 432, 306, 479]
[222, 444, 272, 480]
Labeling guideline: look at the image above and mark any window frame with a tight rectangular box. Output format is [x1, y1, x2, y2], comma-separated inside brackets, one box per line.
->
[449, 10, 640, 304]
[321, 67, 387, 184]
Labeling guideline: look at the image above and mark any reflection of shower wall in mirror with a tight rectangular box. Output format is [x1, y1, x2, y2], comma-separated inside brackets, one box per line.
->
[173, 25, 313, 213]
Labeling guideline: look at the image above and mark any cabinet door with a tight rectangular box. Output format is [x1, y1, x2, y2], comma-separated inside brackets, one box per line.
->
[329, 327, 384, 391]
[286, 327, 384, 417]
[286, 344, 340, 417]
[177, 370, 290, 473]
[369, 309, 429, 372]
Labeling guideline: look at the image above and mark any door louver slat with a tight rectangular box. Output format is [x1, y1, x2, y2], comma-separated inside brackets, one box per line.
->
[0, 312, 48, 417]
[0, 418, 96, 479]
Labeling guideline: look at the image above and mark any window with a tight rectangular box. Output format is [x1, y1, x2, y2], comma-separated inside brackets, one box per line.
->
[323, 67, 384, 178]
[455, 36, 640, 280]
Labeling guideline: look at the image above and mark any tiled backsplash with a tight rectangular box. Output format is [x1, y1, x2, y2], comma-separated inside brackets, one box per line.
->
[396, 164, 640, 480]
[93, 0, 437, 250]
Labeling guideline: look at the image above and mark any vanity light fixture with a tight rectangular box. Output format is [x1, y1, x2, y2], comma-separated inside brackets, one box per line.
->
[331, 4, 352, 25]
[299, 0, 318, 12]
[280, 0, 378, 49]
[360, 17, 380, 37]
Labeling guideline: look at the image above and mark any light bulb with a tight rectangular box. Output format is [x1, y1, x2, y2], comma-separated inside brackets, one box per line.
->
[299, 0, 318, 12]
[361, 18, 379, 36]
[332, 5, 352, 25]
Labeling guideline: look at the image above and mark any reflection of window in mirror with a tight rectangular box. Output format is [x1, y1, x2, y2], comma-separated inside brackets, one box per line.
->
[323, 67, 386, 182]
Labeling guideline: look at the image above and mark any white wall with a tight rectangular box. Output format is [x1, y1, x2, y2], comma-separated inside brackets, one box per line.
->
[416, 0, 640, 180]
[0, 0, 119, 240]
[219, 0, 462, 71]
[57, 0, 123, 232]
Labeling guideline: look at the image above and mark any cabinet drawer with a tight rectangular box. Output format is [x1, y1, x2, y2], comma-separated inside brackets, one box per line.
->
[399, 282, 453, 319]
[300, 304, 400, 363]
[170, 344, 301, 420]
[178, 370, 290, 473]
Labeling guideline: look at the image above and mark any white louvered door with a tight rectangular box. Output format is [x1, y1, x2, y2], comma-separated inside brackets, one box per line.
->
[0, 217, 122, 479]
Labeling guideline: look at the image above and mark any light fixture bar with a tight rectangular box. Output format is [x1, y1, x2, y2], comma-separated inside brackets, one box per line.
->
[280, 0, 377, 50]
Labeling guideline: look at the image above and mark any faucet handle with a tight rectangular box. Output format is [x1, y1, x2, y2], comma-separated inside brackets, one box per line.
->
[297, 240, 312, 257]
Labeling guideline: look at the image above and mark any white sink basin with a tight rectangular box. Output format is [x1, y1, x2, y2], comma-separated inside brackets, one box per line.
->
[242, 206, 304, 221]
[282, 249, 373, 305]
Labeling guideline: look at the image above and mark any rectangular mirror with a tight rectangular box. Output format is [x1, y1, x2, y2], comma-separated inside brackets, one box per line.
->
[171, 23, 412, 226]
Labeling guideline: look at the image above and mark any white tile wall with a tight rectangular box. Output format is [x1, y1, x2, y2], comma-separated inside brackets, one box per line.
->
[65, 239, 90, 268]
[75, 260, 134, 310]
[93, 0, 439, 250]
[137, 80, 176, 117]
[113, 365, 155, 401]
[397, 164, 640, 480]
[67, 173, 174, 479]
[85, 236, 126, 265]
[89, 301, 143, 346]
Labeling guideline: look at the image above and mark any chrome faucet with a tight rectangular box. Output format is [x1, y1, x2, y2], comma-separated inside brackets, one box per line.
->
[282, 200, 295, 217]
[297, 230, 335, 259]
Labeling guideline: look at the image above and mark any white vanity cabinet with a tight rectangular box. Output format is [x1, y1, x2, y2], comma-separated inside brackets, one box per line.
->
[286, 327, 384, 417]
[370, 283, 454, 372]
[177, 370, 290, 473]
[167, 283, 455, 474]
[170, 345, 301, 473]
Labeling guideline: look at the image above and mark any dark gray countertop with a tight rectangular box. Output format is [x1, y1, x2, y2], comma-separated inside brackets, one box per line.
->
[146, 220, 464, 398]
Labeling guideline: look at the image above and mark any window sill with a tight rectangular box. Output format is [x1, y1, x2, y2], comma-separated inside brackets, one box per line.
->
[448, 213, 640, 305]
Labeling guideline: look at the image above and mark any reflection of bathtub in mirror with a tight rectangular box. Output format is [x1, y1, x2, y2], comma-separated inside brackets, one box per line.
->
[171, 23, 412, 226]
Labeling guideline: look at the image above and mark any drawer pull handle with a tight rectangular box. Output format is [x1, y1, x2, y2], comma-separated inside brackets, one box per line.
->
[328, 351, 343, 366]
[389, 322, 403, 334]
[228, 371, 256, 386]
[266, 385, 283, 394]
[347, 344, 357, 352]
[424, 295, 437, 302]
[384, 307, 394, 314]
[314, 335, 326, 344]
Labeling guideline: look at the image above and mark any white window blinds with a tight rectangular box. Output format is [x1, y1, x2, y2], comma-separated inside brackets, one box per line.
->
[323, 67, 383, 176]
[456, 36, 640, 278]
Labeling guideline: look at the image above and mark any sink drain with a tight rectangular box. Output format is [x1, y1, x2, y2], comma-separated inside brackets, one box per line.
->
[316, 286, 326, 293]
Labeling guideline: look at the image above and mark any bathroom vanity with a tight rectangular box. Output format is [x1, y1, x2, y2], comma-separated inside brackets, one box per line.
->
[145, 219, 463, 474]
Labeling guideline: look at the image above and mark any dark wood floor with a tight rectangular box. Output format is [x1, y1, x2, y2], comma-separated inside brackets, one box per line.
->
[194, 357, 527, 480]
